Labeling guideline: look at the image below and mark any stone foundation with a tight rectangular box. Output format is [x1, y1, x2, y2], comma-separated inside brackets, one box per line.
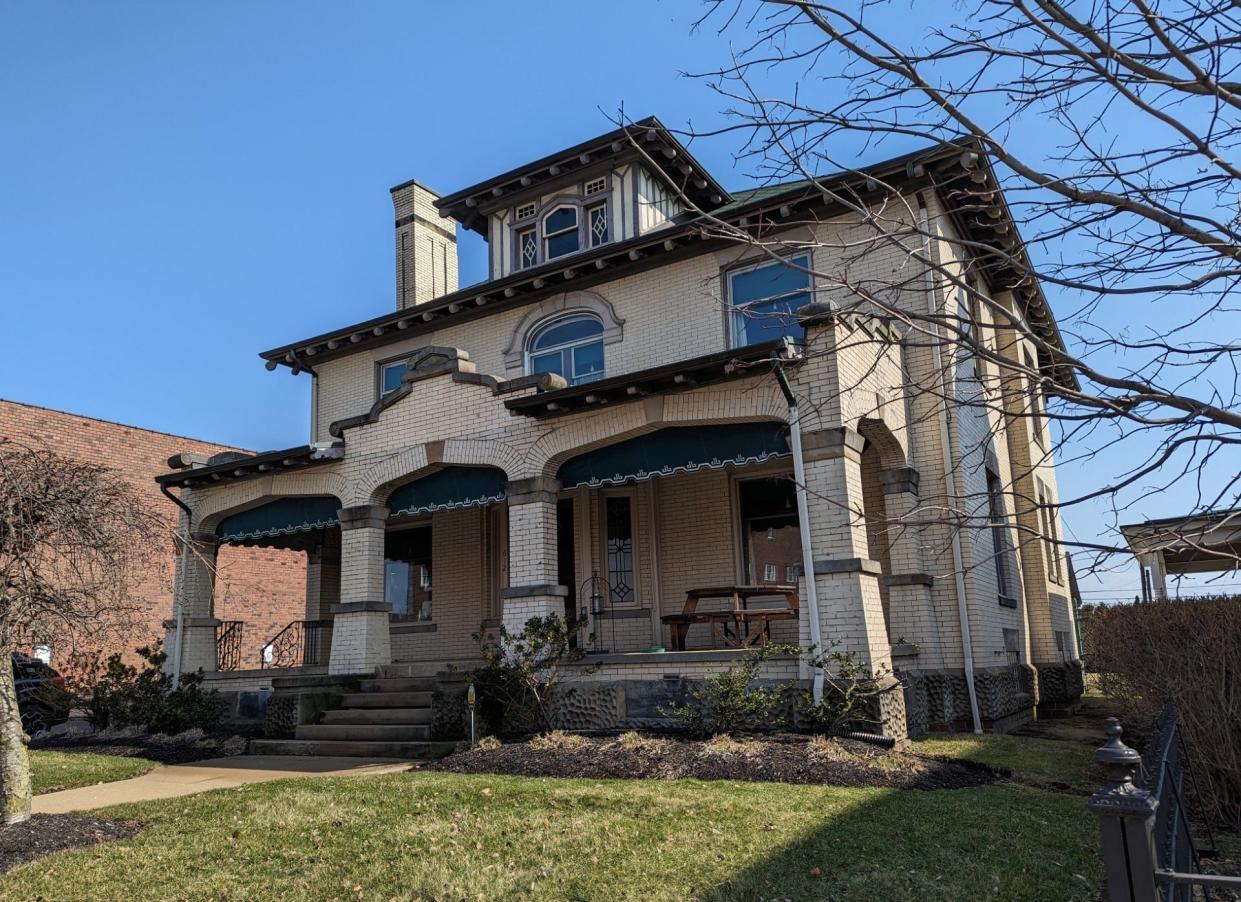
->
[1034, 660, 1085, 713]
[899, 664, 1036, 738]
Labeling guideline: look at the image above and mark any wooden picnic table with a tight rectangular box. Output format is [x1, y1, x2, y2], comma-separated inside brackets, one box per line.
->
[660, 585, 800, 650]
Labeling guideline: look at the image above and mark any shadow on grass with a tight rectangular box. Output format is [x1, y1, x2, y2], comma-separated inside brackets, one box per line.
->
[698, 779, 1101, 901]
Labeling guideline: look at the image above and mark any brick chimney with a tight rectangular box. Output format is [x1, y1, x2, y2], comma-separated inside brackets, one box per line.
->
[390, 179, 458, 309]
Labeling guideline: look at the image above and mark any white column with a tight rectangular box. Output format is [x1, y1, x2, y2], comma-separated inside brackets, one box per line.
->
[164, 532, 220, 676]
[501, 477, 566, 635]
[801, 427, 906, 739]
[327, 505, 392, 675]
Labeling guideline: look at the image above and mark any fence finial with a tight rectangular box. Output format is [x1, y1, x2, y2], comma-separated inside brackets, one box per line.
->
[1095, 717, 1142, 790]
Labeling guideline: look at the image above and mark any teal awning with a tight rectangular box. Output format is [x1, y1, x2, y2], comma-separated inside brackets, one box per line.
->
[557, 423, 790, 489]
[387, 467, 507, 518]
[215, 496, 340, 542]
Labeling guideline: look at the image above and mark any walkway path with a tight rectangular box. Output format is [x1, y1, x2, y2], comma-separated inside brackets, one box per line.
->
[34, 755, 412, 814]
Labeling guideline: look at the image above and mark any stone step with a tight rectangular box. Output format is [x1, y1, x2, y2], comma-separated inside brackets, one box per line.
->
[322, 707, 433, 726]
[295, 723, 431, 742]
[250, 738, 456, 759]
[378, 661, 475, 679]
[338, 691, 433, 708]
[358, 677, 436, 694]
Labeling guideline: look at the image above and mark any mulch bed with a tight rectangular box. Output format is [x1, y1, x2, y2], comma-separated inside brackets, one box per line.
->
[30, 725, 259, 765]
[0, 814, 140, 873]
[431, 732, 994, 790]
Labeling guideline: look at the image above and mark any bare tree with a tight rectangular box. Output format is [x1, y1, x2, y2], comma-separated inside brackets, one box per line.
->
[659, 0, 1241, 587]
[0, 439, 155, 824]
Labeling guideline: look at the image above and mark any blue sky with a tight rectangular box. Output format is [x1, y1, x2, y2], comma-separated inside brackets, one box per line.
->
[1, 2, 1231, 599]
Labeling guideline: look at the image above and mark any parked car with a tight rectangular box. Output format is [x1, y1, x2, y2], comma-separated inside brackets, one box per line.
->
[13, 653, 71, 734]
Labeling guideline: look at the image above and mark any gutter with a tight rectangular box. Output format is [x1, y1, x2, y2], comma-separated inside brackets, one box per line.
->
[918, 191, 983, 734]
[772, 359, 825, 704]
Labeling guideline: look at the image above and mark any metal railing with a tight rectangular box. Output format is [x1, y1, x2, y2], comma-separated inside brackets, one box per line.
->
[1089, 706, 1239, 901]
[259, 619, 332, 669]
[215, 620, 245, 672]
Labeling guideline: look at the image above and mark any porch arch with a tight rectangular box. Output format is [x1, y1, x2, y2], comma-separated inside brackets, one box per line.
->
[195, 470, 348, 534]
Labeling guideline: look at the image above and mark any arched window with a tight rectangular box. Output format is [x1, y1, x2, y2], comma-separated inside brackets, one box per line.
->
[527, 313, 605, 385]
[543, 206, 580, 259]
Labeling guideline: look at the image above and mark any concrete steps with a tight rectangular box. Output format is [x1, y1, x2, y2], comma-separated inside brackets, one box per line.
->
[295, 723, 431, 742]
[338, 690, 434, 708]
[250, 739, 456, 759]
[322, 707, 432, 726]
[261, 665, 454, 762]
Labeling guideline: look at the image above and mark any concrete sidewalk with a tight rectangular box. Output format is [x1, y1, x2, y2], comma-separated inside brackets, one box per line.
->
[34, 755, 413, 814]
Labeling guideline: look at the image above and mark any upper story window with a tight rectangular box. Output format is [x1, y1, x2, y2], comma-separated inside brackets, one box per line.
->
[728, 254, 811, 348]
[544, 206, 579, 259]
[517, 226, 538, 270]
[380, 360, 408, 398]
[527, 313, 605, 385]
[584, 177, 606, 197]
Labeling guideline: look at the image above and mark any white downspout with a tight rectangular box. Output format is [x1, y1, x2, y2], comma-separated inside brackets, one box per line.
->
[774, 363, 825, 704]
[919, 193, 983, 734]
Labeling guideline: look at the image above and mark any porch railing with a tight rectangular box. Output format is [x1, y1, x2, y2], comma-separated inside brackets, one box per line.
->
[1089, 706, 1239, 900]
[259, 619, 332, 669]
[215, 620, 245, 672]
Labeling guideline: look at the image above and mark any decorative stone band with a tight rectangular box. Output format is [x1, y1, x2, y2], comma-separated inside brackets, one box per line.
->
[500, 584, 570, 599]
[801, 427, 866, 462]
[505, 476, 562, 506]
[879, 466, 921, 496]
[329, 601, 393, 614]
[883, 572, 934, 587]
[337, 504, 389, 531]
[808, 557, 884, 576]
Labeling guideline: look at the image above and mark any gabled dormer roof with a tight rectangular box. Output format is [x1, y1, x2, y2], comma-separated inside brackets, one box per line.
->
[432, 116, 732, 235]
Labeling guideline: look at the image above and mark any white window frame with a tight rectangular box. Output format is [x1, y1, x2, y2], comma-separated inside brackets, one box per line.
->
[524, 312, 606, 386]
[726, 252, 812, 348]
[542, 204, 581, 260]
[516, 225, 538, 271]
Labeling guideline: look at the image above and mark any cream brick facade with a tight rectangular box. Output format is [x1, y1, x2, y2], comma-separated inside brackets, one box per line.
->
[167, 125, 1081, 737]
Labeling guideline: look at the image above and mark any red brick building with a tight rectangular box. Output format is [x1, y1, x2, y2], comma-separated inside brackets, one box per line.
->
[0, 398, 306, 670]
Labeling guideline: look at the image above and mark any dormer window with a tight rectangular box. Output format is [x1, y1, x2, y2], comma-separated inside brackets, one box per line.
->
[517, 226, 538, 270]
[588, 203, 608, 247]
[584, 177, 607, 197]
[544, 206, 580, 259]
[527, 313, 605, 385]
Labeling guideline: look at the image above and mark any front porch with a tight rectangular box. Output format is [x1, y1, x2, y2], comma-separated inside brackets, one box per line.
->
[167, 418, 921, 740]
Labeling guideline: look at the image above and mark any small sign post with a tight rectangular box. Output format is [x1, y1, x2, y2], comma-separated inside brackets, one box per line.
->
[466, 683, 476, 748]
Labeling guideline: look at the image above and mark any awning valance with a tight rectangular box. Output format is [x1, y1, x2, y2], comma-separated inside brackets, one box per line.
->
[215, 496, 340, 542]
[387, 467, 507, 519]
[557, 423, 790, 489]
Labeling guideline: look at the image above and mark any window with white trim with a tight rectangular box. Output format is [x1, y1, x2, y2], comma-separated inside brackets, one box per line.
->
[584, 177, 606, 197]
[516, 226, 538, 270]
[516, 201, 536, 220]
[379, 360, 408, 398]
[543, 206, 580, 259]
[985, 466, 1014, 604]
[728, 254, 812, 347]
[526, 313, 605, 385]
[588, 202, 608, 247]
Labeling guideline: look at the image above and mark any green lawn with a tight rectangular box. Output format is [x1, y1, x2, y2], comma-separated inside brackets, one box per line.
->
[1, 771, 1100, 901]
[911, 733, 1099, 792]
[29, 750, 156, 795]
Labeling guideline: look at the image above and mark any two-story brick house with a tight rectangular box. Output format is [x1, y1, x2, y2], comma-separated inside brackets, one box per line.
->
[158, 117, 1083, 752]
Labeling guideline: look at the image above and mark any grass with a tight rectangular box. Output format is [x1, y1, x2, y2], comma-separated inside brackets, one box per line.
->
[29, 750, 156, 795]
[0, 770, 1100, 901]
[911, 733, 1098, 792]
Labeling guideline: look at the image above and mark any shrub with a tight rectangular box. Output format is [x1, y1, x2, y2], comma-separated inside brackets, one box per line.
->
[662, 644, 794, 737]
[86, 644, 221, 735]
[470, 614, 589, 739]
[1084, 597, 1240, 830]
[797, 645, 891, 736]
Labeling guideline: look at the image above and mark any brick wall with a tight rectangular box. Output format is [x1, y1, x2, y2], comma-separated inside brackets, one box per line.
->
[0, 399, 306, 670]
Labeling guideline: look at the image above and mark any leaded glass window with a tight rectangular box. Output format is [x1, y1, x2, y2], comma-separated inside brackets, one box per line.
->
[589, 203, 608, 247]
[517, 227, 538, 270]
[605, 496, 634, 604]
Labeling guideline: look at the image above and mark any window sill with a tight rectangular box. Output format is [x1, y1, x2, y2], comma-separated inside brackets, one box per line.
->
[390, 621, 438, 635]
[998, 595, 1018, 609]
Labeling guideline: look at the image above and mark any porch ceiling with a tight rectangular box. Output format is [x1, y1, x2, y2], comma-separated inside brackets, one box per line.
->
[504, 338, 800, 419]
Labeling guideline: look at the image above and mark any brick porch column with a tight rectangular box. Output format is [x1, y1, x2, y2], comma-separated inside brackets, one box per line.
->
[501, 477, 567, 634]
[328, 504, 392, 675]
[163, 531, 220, 676]
[802, 427, 907, 739]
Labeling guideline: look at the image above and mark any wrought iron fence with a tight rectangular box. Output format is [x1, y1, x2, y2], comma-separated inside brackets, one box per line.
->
[215, 620, 244, 672]
[259, 619, 332, 669]
[1089, 706, 1239, 901]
